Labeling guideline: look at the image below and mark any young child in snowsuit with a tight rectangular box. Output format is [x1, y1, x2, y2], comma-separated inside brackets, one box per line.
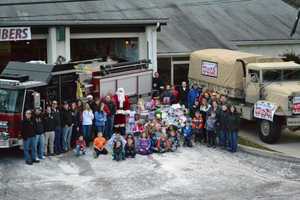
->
[125, 134, 136, 158]
[138, 132, 152, 155]
[206, 112, 217, 148]
[192, 111, 205, 143]
[75, 135, 86, 156]
[182, 121, 193, 147]
[93, 132, 108, 158]
[168, 126, 180, 152]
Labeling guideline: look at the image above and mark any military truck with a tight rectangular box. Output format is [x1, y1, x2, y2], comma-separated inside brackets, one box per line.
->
[188, 49, 300, 143]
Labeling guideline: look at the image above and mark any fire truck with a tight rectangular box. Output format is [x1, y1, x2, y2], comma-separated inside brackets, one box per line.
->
[0, 61, 77, 148]
[0, 59, 153, 148]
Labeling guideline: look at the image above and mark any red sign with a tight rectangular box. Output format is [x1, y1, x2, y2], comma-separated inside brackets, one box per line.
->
[0, 27, 31, 41]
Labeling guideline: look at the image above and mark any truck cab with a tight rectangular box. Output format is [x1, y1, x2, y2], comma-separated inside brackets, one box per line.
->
[245, 62, 300, 143]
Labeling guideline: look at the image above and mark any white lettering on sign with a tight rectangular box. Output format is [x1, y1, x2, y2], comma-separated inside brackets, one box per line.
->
[0, 27, 31, 41]
[254, 101, 278, 122]
[201, 61, 218, 78]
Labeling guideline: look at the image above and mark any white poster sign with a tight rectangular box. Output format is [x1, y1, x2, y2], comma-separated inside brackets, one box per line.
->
[0, 27, 31, 41]
[254, 101, 278, 121]
[201, 61, 218, 77]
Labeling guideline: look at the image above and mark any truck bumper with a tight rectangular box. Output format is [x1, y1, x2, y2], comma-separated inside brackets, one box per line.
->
[0, 138, 21, 148]
[286, 117, 300, 127]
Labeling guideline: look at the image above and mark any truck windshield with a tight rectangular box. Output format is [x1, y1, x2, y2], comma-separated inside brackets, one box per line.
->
[0, 89, 25, 113]
[263, 69, 300, 82]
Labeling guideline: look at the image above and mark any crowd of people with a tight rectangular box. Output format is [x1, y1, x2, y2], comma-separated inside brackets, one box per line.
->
[21, 72, 240, 165]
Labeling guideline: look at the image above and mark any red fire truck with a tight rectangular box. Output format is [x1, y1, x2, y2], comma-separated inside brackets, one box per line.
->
[0, 61, 77, 148]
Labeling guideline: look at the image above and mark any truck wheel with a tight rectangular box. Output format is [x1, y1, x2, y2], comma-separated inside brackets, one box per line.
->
[258, 119, 281, 144]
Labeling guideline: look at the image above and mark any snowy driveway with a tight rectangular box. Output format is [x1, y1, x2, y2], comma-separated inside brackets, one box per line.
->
[1, 146, 300, 200]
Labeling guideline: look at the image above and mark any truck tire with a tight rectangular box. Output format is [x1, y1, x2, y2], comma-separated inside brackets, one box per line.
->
[258, 118, 281, 144]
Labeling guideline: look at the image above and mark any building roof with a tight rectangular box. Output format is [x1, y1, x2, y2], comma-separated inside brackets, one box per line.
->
[0, 0, 167, 26]
[154, 0, 300, 54]
[0, 0, 298, 55]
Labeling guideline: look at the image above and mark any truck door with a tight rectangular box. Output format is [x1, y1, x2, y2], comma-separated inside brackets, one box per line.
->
[245, 69, 261, 103]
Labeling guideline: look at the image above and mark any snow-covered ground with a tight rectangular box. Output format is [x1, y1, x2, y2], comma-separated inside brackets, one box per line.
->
[1, 146, 300, 200]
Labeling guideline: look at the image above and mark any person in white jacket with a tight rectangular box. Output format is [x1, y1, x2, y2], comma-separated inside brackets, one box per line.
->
[82, 103, 94, 146]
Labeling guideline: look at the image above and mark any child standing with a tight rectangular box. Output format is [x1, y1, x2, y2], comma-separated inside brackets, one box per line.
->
[206, 112, 217, 148]
[75, 135, 86, 156]
[182, 121, 193, 147]
[93, 132, 108, 158]
[192, 111, 205, 143]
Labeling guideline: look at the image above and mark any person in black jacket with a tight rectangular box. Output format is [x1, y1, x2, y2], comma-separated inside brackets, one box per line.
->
[43, 105, 56, 156]
[70, 102, 80, 148]
[228, 105, 240, 153]
[52, 100, 63, 155]
[153, 72, 164, 95]
[61, 101, 73, 152]
[218, 104, 229, 148]
[104, 95, 116, 139]
[22, 110, 39, 165]
[178, 81, 189, 107]
[33, 107, 45, 160]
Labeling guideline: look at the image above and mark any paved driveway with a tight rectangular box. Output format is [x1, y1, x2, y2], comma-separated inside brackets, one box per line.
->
[1, 145, 300, 200]
[239, 120, 300, 158]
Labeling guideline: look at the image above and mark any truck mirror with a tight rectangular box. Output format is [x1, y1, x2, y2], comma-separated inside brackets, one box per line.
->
[32, 92, 41, 108]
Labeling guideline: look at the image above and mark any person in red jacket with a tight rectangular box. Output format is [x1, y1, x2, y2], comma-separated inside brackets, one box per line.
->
[192, 111, 205, 143]
[113, 88, 130, 136]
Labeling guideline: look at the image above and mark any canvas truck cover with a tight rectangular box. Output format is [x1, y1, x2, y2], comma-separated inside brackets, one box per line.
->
[188, 49, 268, 91]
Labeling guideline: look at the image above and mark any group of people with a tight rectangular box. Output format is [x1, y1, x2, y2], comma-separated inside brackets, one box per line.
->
[21, 72, 240, 165]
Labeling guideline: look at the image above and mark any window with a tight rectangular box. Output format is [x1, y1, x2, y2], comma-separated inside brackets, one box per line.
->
[249, 69, 260, 83]
[0, 89, 25, 113]
[263, 70, 281, 82]
[283, 70, 300, 81]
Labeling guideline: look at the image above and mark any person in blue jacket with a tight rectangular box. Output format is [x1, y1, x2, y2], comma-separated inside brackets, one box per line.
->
[182, 121, 193, 147]
[94, 103, 107, 133]
[188, 84, 200, 109]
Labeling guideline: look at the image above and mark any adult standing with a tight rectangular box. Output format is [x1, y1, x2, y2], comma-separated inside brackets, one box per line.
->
[52, 100, 63, 155]
[82, 103, 94, 146]
[61, 102, 73, 152]
[33, 107, 45, 160]
[228, 105, 240, 152]
[104, 95, 116, 139]
[43, 105, 55, 156]
[70, 102, 80, 148]
[113, 88, 130, 136]
[21, 110, 39, 165]
[188, 84, 200, 109]
[94, 102, 107, 133]
[178, 81, 189, 108]
[153, 72, 163, 95]
[219, 104, 229, 148]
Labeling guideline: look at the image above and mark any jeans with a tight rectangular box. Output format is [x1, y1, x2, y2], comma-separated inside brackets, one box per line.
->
[207, 130, 216, 147]
[35, 134, 45, 159]
[23, 136, 37, 162]
[229, 131, 238, 152]
[62, 126, 73, 151]
[105, 116, 114, 139]
[44, 131, 55, 155]
[75, 145, 86, 156]
[82, 125, 92, 145]
[54, 127, 63, 154]
[219, 130, 228, 147]
[96, 125, 105, 133]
